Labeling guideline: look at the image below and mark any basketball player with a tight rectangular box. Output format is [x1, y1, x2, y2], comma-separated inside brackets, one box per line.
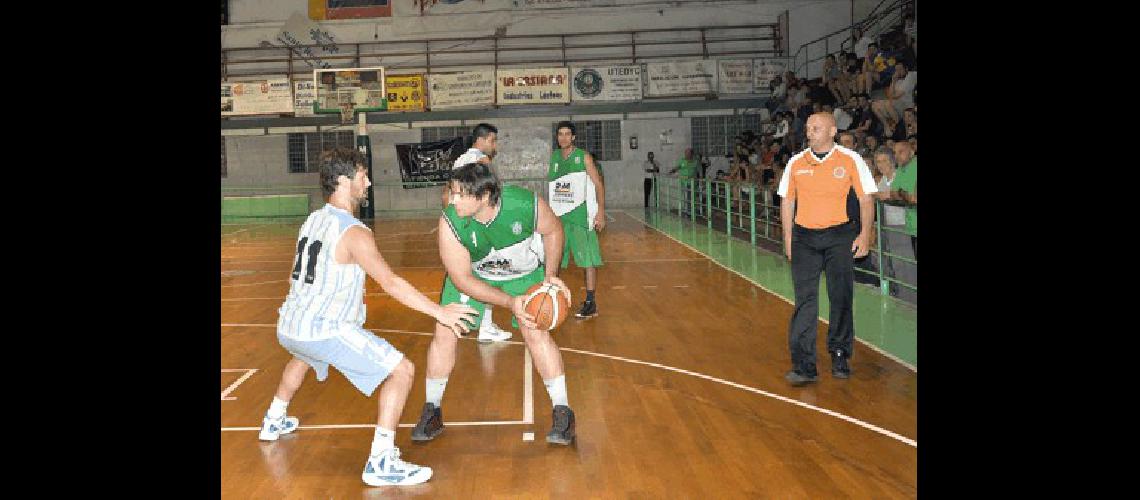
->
[412, 162, 578, 445]
[439, 123, 513, 343]
[258, 148, 477, 486]
[547, 121, 605, 319]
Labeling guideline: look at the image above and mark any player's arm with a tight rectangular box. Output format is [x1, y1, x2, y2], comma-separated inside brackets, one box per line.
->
[437, 216, 538, 329]
[851, 155, 878, 258]
[777, 159, 796, 261]
[583, 152, 606, 231]
[342, 226, 476, 334]
[534, 197, 572, 303]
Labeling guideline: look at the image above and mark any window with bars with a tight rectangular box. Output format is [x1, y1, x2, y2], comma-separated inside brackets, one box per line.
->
[551, 120, 621, 161]
[287, 131, 355, 173]
[221, 136, 227, 178]
[421, 126, 469, 144]
[690, 115, 763, 157]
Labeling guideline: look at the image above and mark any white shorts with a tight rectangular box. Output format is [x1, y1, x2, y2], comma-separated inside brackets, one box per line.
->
[277, 323, 405, 397]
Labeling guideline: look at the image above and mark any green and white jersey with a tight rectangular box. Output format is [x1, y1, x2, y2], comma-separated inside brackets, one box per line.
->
[442, 185, 542, 282]
[548, 147, 599, 230]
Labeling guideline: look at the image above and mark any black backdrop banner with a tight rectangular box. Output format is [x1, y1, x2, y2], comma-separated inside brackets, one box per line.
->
[394, 136, 466, 189]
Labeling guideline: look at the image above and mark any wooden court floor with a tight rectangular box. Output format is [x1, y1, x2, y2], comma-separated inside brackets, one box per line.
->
[221, 210, 917, 498]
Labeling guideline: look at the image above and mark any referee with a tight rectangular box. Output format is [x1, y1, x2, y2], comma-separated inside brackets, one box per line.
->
[776, 112, 878, 386]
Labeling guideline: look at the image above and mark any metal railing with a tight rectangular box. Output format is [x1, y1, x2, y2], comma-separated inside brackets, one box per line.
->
[222, 24, 781, 81]
[789, 0, 910, 81]
[652, 175, 916, 300]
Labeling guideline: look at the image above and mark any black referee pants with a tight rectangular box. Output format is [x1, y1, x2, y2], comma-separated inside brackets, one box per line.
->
[788, 221, 857, 377]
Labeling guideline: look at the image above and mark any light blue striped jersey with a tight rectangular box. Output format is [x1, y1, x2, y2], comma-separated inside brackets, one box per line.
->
[278, 204, 369, 340]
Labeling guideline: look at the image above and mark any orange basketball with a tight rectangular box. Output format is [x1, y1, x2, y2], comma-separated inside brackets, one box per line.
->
[522, 282, 571, 331]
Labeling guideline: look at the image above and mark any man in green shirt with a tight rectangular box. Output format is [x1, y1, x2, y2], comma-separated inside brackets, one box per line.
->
[548, 121, 606, 319]
[889, 141, 917, 259]
[669, 148, 697, 215]
[413, 162, 579, 446]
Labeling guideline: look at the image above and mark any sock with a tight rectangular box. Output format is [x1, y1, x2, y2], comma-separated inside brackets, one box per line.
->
[544, 374, 569, 408]
[586, 290, 595, 303]
[480, 306, 494, 330]
[267, 396, 289, 419]
[425, 378, 448, 407]
[370, 426, 396, 456]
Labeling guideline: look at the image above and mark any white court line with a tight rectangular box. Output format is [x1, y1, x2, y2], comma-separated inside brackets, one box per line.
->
[558, 345, 916, 447]
[222, 421, 528, 432]
[220, 323, 915, 447]
[619, 211, 917, 373]
[612, 285, 626, 290]
[221, 369, 258, 401]
[523, 349, 534, 425]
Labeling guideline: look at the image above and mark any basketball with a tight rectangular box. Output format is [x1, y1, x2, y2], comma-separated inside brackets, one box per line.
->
[522, 282, 571, 331]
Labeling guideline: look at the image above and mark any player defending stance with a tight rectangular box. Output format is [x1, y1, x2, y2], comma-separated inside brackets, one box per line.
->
[548, 121, 605, 319]
[412, 162, 578, 445]
[258, 149, 477, 486]
[440, 123, 513, 343]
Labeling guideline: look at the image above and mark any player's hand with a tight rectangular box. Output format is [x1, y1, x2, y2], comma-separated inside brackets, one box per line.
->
[511, 295, 538, 330]
[594, 211, 606, 232]
[852, 233, 870, 259]
[436, 303, 478, 338]
[784, 235, 793, 261]
[542, 276, 572, 304]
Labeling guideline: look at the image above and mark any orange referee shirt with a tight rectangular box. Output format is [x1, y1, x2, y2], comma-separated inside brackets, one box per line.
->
[776, 145, 878, 229]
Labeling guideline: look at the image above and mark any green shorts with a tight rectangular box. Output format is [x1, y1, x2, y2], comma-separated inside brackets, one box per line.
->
[440, 267, 545, 329]
[561, 223, 604, 269]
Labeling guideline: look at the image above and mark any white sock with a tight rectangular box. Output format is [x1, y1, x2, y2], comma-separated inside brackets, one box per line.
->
[267, 397, 289, 419]
[543, 375, 569, 408]
[425, 378, 448, 407]
[371, 426, 396, 456]
[481, 307, 495, 330]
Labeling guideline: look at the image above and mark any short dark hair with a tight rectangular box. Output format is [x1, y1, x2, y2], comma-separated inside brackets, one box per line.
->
[471, 123, 498, 140]
[449, 162, 501, 205]
[555, 120, 576, 136]
[319, 148, 365, 197]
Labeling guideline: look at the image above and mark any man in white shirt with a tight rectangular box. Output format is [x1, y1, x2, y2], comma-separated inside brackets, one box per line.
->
[871, 64, 917, 131]
[643, 151, 661, 207]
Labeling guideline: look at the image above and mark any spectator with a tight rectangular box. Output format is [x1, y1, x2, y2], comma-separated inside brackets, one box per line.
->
[890, 141, 917, 263]
[845, 50, 865, 96]
[859, 134, 880, 159]
[872, 63, 917, 135]
[902, 107, 918, 139]
[837, 130, 857, 151]
[852, 93, 877, 140]
[727, 150, 755, 227]
[862, 42, 888, 93]
[668, 147, 699, 215]
[767, 75, 787, 115]
[807, 78, 835, 108]
[823, 54, 849, 105]
[643, 151, 661, 208]
[851, 25, 873, 58]
[834, 97, 854, 131]
[774, 111, 790, 140]
[870, 146, 914, 302]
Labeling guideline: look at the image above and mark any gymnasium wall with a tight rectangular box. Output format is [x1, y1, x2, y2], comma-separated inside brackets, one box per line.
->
[222, 114, 693, 211]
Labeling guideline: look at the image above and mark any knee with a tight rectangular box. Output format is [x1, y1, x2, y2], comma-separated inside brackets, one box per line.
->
[396, 358, 415, 380]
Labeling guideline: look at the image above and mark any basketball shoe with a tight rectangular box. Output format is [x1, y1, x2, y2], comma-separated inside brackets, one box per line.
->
[574, 300, 598, 319]
[545, 405, 576, 445]
[476, 319, 512, 343]
[411, 403, 444, 441]
[362, 447, 433, 486]
[258, 413, 299, 441]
